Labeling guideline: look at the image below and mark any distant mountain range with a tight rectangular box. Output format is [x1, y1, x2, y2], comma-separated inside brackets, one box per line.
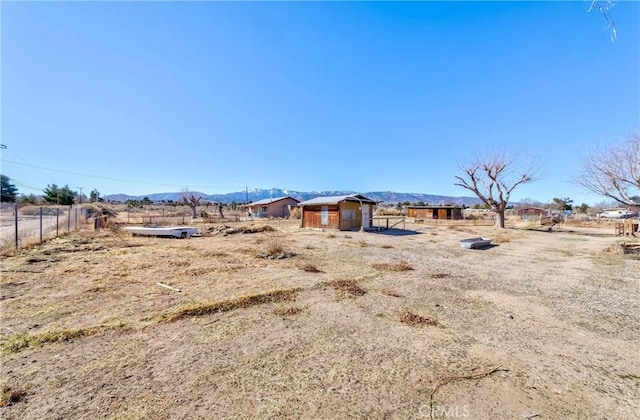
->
[103, 189, 482, 206]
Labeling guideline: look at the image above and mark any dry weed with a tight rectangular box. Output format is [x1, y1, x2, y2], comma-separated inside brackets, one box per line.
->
[326, 279, 367, 299]
[2, 323, 131, 353]
[169, 260, 191, 267]
[381, 289, 404, 298]
[398, 310, 438, 327]
[372, 260, 413, 272]
[264, 232, 284, 256]
[299, 263, 323, 273]
[161, 288, 300, 322]
[273, 306, 304, 316]
[381, 244, 393, 249]
[0, 385, 26, 407]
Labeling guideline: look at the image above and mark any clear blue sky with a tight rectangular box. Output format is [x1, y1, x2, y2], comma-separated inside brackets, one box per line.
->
[2, 1, 638, 205]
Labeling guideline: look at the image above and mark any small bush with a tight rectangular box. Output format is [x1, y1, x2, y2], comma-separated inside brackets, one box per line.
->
[264, 232, 284, 256]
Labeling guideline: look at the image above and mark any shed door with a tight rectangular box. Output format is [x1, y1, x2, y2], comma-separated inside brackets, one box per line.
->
[321, 206, 329, 226]
[362, 205, 370, 228]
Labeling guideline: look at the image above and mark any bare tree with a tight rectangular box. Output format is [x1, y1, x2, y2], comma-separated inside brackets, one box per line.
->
[455, 153, 536, 228]
[181, 192, 203, 219]
[588, 0, 617, 42]
[577, 132, 640, 206]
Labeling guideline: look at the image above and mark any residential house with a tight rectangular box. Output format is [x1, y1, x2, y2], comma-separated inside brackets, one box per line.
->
[241, 196, 300, 218]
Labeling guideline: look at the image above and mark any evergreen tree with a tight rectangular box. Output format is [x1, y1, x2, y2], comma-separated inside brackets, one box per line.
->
[0, 175, 19, 202]
[43, 184, 76, 205]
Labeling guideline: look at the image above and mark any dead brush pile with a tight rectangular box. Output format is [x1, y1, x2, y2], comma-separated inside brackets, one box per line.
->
[206, 225, 275, 236]
[372, 260, 413, 272]
[326, 279, 367, 299]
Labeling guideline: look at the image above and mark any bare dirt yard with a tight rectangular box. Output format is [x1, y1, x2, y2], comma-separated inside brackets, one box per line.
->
[1, 219, 639, 419]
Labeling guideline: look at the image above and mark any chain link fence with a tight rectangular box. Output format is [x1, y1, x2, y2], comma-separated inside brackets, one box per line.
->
[0, 204, 81, 251]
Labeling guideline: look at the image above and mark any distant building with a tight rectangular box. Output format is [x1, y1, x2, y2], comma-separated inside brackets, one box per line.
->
[407, 205, 463, 220]
[240, 196, 300, 218]
[519, 207, 547, 219]
[298, 195, 377, 230]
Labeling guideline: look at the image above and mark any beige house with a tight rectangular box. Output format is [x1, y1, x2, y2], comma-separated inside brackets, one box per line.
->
[241, 196, 300, 218]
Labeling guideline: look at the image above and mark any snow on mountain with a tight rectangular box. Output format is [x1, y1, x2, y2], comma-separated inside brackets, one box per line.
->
[104, 188, 481, 206]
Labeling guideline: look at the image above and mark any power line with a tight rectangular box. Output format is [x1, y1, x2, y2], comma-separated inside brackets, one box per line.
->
[1, 159, 245, 190]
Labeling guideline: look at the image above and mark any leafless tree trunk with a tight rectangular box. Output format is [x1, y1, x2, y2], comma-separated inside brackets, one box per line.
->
[455, 153, 536, 228]
[181, 193, 202, 219]
[577, 133, 640, 206]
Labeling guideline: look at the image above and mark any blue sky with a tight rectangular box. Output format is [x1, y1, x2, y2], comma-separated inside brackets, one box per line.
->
[2, 1, 638, 204]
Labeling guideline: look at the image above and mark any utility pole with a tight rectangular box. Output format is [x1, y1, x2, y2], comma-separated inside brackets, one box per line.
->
[77, 187, 84, 204]
[245, 186, 249, 204]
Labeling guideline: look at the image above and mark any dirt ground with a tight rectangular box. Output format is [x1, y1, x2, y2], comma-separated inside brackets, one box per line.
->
[1, 218, 639, 419]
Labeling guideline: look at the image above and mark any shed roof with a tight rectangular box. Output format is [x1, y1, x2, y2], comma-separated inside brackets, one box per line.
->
[298, 194, 376, 206]
[407, 205, 463, 209]
[240, 196, 300, 207]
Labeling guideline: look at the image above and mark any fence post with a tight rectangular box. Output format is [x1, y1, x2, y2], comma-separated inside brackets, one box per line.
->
[68, 205, 71, 231]
[14, 203, 18, 249]
[40, 206, 43, 243]
[75, 207, 78, 231]
[56, 207, 59, 237]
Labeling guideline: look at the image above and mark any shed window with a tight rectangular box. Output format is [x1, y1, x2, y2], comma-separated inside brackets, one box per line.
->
[261, 206, 268, 213]
[342, 209, 355, 220]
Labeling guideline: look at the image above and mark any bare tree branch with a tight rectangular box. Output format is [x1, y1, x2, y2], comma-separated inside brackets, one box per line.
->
[454, 152, 537, 228]
[181, 191, 203, 219]
[577, 133, 640, 206]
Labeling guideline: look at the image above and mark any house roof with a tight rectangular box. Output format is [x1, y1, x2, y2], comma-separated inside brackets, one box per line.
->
[240, 196, 300, 207]
[298, 194, 377, 206]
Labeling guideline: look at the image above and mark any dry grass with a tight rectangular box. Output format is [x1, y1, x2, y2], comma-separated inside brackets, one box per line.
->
[160, 288, 300, 322]
[372, 260, 413, 272]
[2, 219, 639, 419]
[325, 279, 367, 299]
[398, 310, 438, 327]
[1, 323, 131, 353]
[272, 305, 304, 317]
